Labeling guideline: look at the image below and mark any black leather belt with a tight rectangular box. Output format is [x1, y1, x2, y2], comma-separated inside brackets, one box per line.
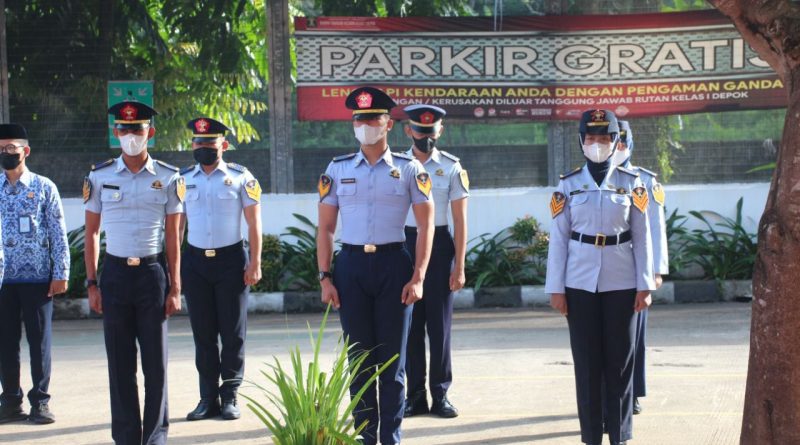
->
[571, 230, 631, 247]
[187, 241, 243, 258]
[341, 242, 404, 253]
[105, 253, 162, 266]
[404, 225, 450, 236]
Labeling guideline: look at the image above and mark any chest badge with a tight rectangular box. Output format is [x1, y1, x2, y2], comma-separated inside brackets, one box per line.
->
[27, 191, 35, 199]
[616, 188, 627, 194]
[224, 177, 233, 186]
[390, 168, 400, 179]
[435, 168, 444, 176]
[151, 180, 163, 190]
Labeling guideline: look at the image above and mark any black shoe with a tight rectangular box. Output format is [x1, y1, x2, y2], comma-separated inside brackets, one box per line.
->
[633, 397, 642, 415]
[430, 396, 458, 418]
[29, 403, 55, 424]
[0, 404, 27, 424]
[403, 391, 429, 418]
[186, 399, 221, 421]
[221, 398, 241, 420]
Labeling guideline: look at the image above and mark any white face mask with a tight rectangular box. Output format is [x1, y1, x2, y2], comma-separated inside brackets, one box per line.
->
[119, 134, 148, 156]
[354, 124, 386, 146]
[610, 146, 629, 167]
[582, 142, 614, 164]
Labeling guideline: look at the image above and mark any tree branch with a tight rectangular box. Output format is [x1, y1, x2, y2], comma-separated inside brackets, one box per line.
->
[708, 0, 800, 81]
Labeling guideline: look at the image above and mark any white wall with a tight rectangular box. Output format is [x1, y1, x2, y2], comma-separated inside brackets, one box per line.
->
[61, 182, 769, 239]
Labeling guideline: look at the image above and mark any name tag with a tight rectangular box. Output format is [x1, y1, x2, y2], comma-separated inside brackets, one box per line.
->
[341, 178, 356, 184]
[19, 215, 31, 233]
[186, 184, 197, 189]
[102, 184, 120, 190]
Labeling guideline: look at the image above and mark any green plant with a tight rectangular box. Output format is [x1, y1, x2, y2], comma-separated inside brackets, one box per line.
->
[65, 225, 106, 299]
[465, 216, 549, 292]
[664, 207, 693, 277]
[244, 304, 397, 445]
[280, 213, 327, 291]
[252, 234, 284, 293]
[682, 197, 757, 283]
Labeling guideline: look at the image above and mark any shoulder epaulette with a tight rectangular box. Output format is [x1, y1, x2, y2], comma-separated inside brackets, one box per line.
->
[155, 159, 179, 172]
[332, 153, 357, 162]
[559, 167, 582, 180]
[616, 165, 639, 177]
[440, 151, 460, 162]
[227, 162, 247, 172]
[180, 165, 195, 176]
[90, 159, 114, 171]
[391, 152, 413, 160]
[635, 166, 658, 178]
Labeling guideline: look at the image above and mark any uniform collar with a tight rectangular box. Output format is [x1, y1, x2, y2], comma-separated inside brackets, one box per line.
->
[405, 147, 440, 165]
[355, 147, 394, 167]
[191, 160, 228, 177]
[115, 155, 157, 175]
[580, 163, 617, 189]
[2, 168, 32, 187]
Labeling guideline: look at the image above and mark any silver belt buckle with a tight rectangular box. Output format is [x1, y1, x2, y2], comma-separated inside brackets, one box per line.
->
[205, 249, 216, 258]
[127, 257, 141, 266]
[364, 244, 377, 253]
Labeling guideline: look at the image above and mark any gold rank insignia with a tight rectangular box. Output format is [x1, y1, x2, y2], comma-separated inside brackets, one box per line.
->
[652, 182, 665, 206]
[632, 186, 649, 213]
[318, 174, 332, 201]
[224, 177, 233, 186]
[245, 179, 262, 200]
[459, 170, 470, 193]
[416, 172, 432, 197]
[435, 168, 444, 176]
[390, 168, 400, 179]
[151, 180, 163, 190]
[176, 177, 186, 202]
[550, 191, 566, 218]
[82, 177, 92, 203]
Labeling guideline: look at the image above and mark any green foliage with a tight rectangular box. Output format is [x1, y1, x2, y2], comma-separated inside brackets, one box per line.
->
[680, 198, 757, 282]
[664, 207, 692, 277]
[244, 304, 397, 445]
[677, 109, 785, 143]
[465, 216, 549, 293]
[65, 225, 105, 299]
[280, 213, 327, 291]
[660, 0, 711, 12]
[253, 234, 284, 293]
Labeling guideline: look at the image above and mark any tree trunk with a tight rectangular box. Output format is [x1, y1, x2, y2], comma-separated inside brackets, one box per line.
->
[708, 1, 800, 443]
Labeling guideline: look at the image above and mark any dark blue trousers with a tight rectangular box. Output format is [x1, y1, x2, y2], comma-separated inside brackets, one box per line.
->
[333, 246, 414, 445]
[634, 309, 647, 398]
[566, 287, 636, 445]
[100, 255, 169, 445]
[0, 283, 52, 408]
[403, 226, 455, 400]
[182, 243, 248, 401]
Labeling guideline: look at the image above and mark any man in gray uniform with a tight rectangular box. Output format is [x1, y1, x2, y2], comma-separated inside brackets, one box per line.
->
[400, 105, 469, 419]
[316, 86, 434, 445]
[611, 120, 668, 415]
[180, 117, 262, 421]
[84, 101, 184, 445]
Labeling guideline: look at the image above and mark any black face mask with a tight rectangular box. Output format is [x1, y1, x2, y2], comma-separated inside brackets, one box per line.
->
[412, 136, 436, 153]
[0, 152, 23, 170]
[193, 147, 220, 166]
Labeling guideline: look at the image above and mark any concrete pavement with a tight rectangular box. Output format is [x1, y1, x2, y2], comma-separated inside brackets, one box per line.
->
[0, 303, 749, 444]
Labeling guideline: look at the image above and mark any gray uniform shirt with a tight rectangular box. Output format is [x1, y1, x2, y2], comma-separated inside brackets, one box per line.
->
[181, 161, 260, 249]
[545, 165, 656, 294]
[404, 148, 469, 227]
[85, 156, 184, 258]
[319, 148, 431, 245]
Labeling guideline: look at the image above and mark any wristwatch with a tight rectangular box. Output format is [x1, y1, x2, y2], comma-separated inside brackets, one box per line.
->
[84, 279, 98, 288]
[318, 271, 333, 282]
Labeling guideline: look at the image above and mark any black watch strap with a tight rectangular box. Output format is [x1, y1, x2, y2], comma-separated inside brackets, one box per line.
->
[319, 271, 333, 281]
[85, 279, 98, 288]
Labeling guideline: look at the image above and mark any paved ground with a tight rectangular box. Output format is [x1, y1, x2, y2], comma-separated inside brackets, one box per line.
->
[0, 302, 750, 445]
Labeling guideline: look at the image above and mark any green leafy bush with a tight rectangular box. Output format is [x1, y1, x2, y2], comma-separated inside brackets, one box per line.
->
[665, 207, 693, 277]
[280, 213, 326, 291]
[682, 197, 756, 282]
[251, 234, 284, 293]
[244, 304, 397, 445]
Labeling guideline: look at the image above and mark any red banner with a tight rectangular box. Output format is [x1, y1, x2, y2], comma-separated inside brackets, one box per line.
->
[295, 11, 787, 121]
